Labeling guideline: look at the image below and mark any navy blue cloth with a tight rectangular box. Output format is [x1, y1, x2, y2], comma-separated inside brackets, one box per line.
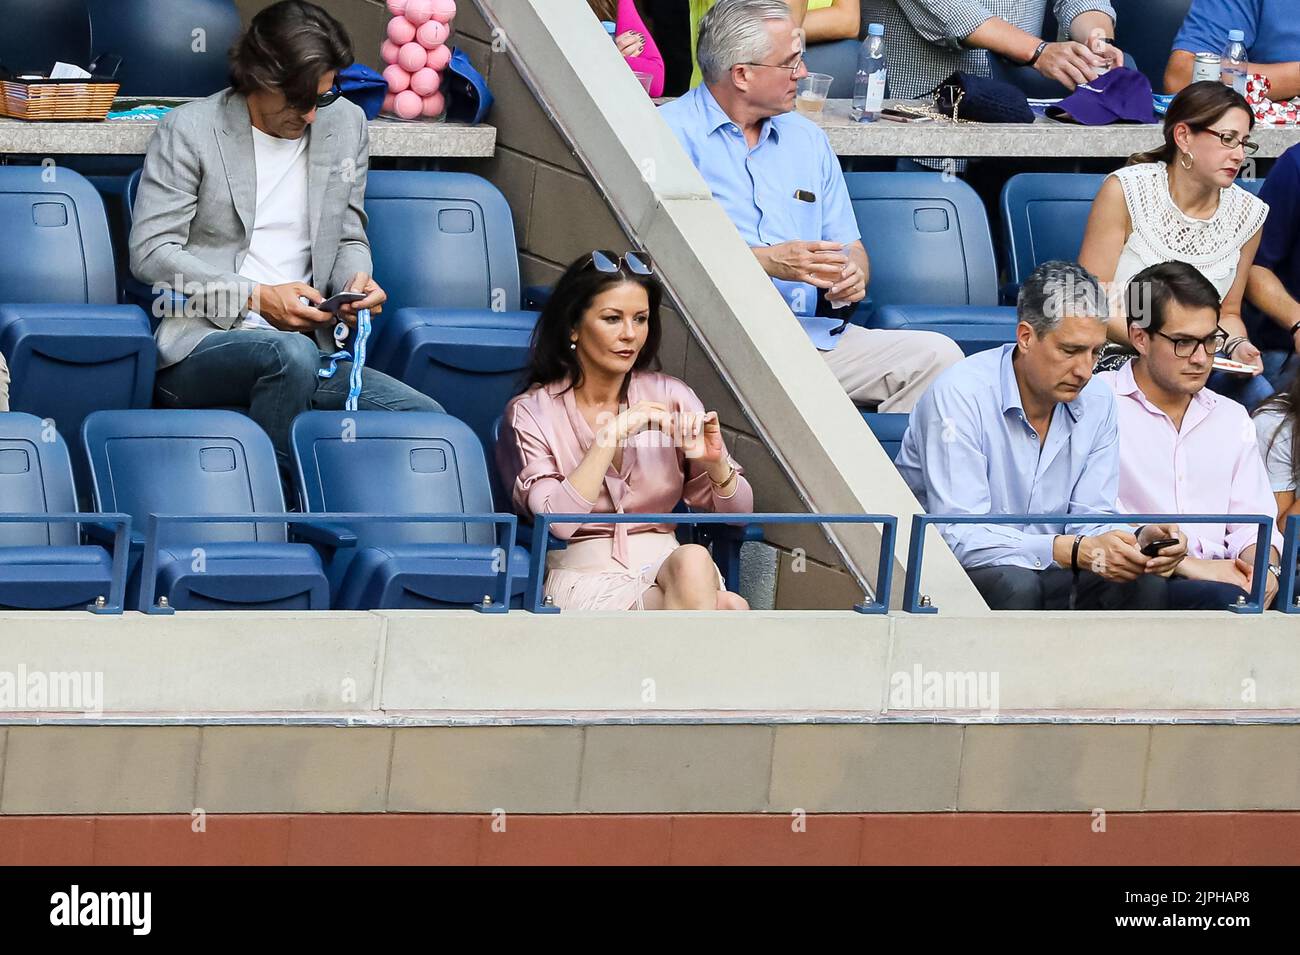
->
[1247, 143, 1300, 354]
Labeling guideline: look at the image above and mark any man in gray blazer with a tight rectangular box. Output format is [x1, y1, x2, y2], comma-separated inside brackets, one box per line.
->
[130, 0, 439, 466]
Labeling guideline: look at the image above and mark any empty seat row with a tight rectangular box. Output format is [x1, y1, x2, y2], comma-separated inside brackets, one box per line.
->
[0, 409, 528, 612]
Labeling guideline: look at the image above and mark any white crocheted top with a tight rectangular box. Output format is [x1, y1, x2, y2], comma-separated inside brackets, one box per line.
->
[1110, 162, 1269, 299]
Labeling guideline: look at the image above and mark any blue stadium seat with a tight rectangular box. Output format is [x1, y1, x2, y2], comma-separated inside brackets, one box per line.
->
[82, 410, 330, 611]
[860, 412, 909, 462]
[370, 311, 536, 452]
[842, 172, 1000, 327]
[1115, 0, 1193, 92]
[89, 0, 241, 98]
[0, 413, 117, 610]
[844, 171, 999, 309]
[290, 411, 527, 609]
[0, 167, 156, 497]
[1000, 173, 1107, 296]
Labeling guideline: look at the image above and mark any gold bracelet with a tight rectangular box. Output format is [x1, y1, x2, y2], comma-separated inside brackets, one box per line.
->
[709, 461, 736, 489]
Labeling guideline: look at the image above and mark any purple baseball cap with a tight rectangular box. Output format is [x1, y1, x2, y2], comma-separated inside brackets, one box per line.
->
[1046, 67, 1156, 125]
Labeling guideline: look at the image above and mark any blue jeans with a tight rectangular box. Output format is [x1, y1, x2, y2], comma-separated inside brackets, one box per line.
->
[1207, 367, 1276, 411]
[155, 328, 442, 467]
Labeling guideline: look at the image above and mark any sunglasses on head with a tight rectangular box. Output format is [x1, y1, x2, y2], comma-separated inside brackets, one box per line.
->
[586, 250, 655, 275]
[313, 82, 343, 110]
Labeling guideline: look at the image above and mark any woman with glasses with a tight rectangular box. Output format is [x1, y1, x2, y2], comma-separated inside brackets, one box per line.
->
[1079, 82, 1272, 409]
[496, 251, 752, 611]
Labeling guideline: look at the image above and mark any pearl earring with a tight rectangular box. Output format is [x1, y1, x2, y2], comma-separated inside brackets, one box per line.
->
[569, 341, 577, 350]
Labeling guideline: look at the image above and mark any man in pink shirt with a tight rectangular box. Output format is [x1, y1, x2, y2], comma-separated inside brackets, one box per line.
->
[1099, 262, 1286, 610]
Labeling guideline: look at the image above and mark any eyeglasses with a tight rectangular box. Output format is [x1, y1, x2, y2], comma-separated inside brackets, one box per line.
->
[739, 55, 804, 78]
[313, 83, 343, 110]
[586, 250, 655, 275]
[1152, 327, 1228, 358]
[1196, 126, 1259, 155]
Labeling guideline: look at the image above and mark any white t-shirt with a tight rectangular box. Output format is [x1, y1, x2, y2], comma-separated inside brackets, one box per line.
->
[241, 126, 313, 329]
[1254, 406, 1296, 493]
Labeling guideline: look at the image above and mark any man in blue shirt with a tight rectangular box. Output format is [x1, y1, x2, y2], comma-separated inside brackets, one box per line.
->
[1246, 142, 1300, 387]
[897, 261, 1185, 609]
[1167, 0, 1300, 100]
[658, 0, 961, 412]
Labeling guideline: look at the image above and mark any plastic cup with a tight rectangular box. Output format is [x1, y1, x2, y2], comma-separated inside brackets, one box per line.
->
[795, 72, 832, 116]
[631, 70, 653, 94]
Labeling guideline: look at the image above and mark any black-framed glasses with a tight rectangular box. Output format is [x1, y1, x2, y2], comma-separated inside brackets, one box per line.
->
[1196, 126, 1259, 155]
[587, 250, 655, 275]
[739, 55, 804, 78]
[314, 83, 343, 110]
[1153, 327, 1228, 358]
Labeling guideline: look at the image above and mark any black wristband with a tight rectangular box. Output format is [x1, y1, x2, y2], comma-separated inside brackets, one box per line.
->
[1070, 533, 1085, 572]
[1026, 39, 1049, 67]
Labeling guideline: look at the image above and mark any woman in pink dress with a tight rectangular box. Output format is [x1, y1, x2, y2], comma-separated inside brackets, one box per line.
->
[497, 251, 751, 611]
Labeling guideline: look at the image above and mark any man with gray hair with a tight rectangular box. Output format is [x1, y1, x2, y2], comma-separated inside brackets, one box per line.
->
[896, 261, 1185, 610]
[658, 0, 961, 412]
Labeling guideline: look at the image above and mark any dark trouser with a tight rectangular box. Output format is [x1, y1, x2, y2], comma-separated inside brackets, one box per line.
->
[1165, 577, 1250, 610]
[155, 328, 442, 469]
[967, 566, 1169, 610]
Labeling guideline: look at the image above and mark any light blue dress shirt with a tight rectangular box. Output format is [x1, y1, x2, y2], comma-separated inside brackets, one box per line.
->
[658, 84, 861, 351]
[896, 344, 1123, 570]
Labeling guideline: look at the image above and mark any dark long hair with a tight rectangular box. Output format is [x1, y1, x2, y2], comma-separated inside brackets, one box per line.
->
[524, 253, 663, 395]
[1254, 373, 1300, 489]
[229, 0, 352, 112]
[1129, 81, 1254, 167]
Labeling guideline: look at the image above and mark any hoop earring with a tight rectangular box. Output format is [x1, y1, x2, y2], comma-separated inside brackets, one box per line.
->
[1179, 151, 1194, 170]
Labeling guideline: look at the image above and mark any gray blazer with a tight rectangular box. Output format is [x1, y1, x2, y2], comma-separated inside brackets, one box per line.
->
[129, 89, 373, 369]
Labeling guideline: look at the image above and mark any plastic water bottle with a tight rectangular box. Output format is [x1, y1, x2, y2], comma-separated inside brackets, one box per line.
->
[1221, 28, 1248, 95]
[852, 23, 887, 123]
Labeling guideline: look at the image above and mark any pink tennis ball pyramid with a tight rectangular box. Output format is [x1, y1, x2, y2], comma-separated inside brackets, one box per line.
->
[410, 67, 441, 96]
[430, 0, 456, 24]
[425, 44, 451, 71]
[394, 89, 423, 119]
[421, 92, 445, 117]
[385, 0, 408, 15]
[386, 15, 416, 45]
[416, 19, 448, 49]
[403, 0, 434, 26]
[380, 40, 400, 64]
[382, 64, 410, 93]
[397, 41, 427, 72]
[382, 92, 397, 114]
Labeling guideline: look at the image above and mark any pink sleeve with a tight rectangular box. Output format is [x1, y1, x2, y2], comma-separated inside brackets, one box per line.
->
[668, 380, 755, 514]
[616, 0, 665, 97]
[506, 400, 597, 540]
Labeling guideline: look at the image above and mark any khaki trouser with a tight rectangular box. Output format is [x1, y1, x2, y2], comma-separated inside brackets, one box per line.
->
[0, 350, 9, 412]
[821, 325, 963, 413]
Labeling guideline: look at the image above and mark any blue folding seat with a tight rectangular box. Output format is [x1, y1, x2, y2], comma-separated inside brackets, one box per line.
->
[361, 171, 542, 387]
[372, 312, 536, 453]
[82, 410, 330, 611]
[842, 172, 1014, 330]
[0, 413, 123, 610]
[290, 411, 527, 609]
[0, 167, 155, 497]
[1000, 173, 1106, 300]
[860, 412, 910, 463]
[89, 0, 241, 97]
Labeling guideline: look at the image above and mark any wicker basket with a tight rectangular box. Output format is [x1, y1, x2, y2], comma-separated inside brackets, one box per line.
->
[0, 78, 120, 121]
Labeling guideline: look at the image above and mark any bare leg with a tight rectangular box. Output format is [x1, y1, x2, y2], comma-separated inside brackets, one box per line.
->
[646, 544, 722, 610]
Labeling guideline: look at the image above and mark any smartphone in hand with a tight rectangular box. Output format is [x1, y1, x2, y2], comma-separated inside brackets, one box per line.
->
[1140, 538, 1180, 558]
